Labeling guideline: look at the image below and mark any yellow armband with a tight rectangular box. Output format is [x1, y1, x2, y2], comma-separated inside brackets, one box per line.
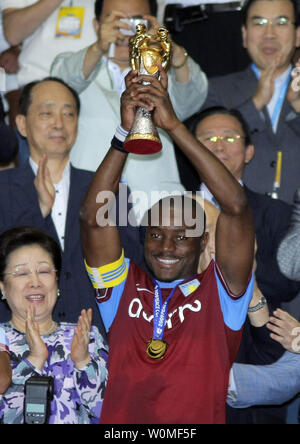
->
[85, 250, 128, 289]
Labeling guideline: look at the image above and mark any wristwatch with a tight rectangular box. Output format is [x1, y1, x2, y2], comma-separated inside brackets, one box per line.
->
[248, 295, 267, 313]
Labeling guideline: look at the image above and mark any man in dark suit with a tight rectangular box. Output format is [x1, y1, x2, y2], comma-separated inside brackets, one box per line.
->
[200, 0, 300, 204]
[184, 106, 300, 423]
[0, 77, 143, 337]
[0, 96, 18, 166]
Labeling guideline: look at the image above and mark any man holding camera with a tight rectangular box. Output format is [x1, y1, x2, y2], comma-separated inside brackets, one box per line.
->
[51, 0, 208, 219]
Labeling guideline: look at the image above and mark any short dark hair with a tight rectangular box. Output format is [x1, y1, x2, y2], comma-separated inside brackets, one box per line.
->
[241, 0, 299, 26]
[18, 77, 81, 116]
[0, 226, 62, 281]
[94, 0, 157, 20]
[94, 0, 104, 19]
[185, 106, 252, 147]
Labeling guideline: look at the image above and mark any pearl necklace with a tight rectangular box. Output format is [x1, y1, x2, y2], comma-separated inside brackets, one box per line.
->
[40, 321, 57, 336]
[10, 320, 57, 336]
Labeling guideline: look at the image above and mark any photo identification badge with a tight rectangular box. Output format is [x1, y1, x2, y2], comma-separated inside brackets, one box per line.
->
[56, 7, 85, 39]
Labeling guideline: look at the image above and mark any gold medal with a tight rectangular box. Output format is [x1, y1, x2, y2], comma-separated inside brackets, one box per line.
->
[146, 339, 168, 360]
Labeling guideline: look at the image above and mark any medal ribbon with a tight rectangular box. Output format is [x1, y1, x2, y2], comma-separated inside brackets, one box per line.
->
[152, 275, 196, 341]
[152, 281, 177, 341]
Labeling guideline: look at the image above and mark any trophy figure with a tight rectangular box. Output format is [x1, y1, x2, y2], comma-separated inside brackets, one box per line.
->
[124, 24, 171, 155]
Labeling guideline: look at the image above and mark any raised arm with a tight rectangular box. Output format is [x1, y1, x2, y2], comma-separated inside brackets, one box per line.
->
[2, 0, 64, 46]
[128, 69, 255, 295]
[79, 72, 140, 268]
[80, 147, 127, 268]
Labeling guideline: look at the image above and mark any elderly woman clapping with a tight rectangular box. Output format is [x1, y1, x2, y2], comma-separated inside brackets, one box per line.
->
[0, 226, 108, 424]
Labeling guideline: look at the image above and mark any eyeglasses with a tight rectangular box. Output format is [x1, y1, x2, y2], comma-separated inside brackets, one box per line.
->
[4, 264, 57, 280]
[198, 135, 245, 144]
[250, 16, 295, 29]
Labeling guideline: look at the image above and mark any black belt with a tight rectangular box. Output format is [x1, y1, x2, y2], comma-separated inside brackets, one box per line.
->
[164, 2, 242, 33]
[201, 2, 242, 13]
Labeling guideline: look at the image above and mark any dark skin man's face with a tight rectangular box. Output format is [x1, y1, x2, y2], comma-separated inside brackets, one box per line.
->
[144, 204, 208, 282]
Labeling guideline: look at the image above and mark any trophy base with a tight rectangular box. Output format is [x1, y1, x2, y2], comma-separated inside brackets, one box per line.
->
[124, 134, 162, 155]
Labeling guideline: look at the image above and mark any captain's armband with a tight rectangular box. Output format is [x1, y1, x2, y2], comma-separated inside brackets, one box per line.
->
[85, 250, 128, 289]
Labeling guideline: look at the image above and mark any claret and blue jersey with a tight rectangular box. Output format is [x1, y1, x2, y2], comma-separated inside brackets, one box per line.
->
[86, 254, 254, 424]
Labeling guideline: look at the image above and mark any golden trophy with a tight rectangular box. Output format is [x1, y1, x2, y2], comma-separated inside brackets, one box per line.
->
[124, 24, 171, 155]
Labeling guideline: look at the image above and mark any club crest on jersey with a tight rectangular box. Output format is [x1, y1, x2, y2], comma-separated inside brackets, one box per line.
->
[179, 279, 200, 297]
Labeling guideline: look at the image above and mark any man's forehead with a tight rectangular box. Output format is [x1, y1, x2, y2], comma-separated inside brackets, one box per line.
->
[101, 0, 150, 17]
[148, 225, 188, 232]
[146, 197, 205, 237]
[196, 114, 244, 135]
[247, 0, 295, 18]
[30, 82, 76, 107]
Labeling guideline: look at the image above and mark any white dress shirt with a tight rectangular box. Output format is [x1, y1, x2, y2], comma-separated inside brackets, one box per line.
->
[200, 180, 243, 208]
[29, 158, 70, 250]
[104, 57, 130, 99]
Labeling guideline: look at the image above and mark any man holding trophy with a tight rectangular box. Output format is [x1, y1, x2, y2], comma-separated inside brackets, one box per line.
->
[51, 0, 208, 222]
[80, 65, 255, 423]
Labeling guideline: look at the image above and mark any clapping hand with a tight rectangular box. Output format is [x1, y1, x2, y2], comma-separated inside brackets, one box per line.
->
[71, 309, 93, 370]
[34, 154, 56, 218]
[287, 58, 300, 113]
[252, 53, 286, 111]
[267, 308, 300, 353]
[26, 305, 49, 371]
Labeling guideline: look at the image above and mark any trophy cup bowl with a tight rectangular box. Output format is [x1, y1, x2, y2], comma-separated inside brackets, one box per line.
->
[124, 25, 171, 155]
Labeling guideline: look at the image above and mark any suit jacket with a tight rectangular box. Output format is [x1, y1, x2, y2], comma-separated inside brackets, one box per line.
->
[244, 187, 300, 306]
[0, 122, 18, 163]
[0, 162, 143, 338]
[277, 187, 300, 281]
[202, 65, 300, 204]
[228, 351, 300, 409]
[0, 97, 18, 164]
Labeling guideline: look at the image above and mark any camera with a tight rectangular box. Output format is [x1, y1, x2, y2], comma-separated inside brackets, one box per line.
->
[119, 15, 149, 36]
[163, 4, 208, 33]
[24, 376, 54, 424]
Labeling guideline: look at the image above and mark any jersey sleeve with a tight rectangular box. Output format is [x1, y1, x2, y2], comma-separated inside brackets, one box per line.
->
[214, 261, 254, 331]
[93, 259, 131, 333]
[0, 326, 9, 354]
